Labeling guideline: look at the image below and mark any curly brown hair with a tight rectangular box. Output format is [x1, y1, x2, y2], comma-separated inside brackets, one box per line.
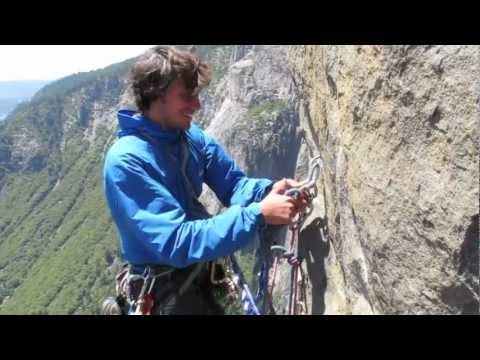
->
[129, 46, 212, 112]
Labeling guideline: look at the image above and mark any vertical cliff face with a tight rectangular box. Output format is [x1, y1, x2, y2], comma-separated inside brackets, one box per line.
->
[206, 45, 299, 177]
[200, 45, 302, 214]
[288, 45, 479, 314]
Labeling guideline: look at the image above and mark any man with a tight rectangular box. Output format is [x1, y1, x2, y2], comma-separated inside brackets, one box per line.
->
[103, 46, 306, 315]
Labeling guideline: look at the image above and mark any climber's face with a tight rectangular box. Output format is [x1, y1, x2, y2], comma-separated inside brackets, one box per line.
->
[146, 78, 201, 130]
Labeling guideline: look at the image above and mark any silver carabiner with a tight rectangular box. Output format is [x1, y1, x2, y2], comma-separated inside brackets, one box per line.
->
[299, 155, 322, 192]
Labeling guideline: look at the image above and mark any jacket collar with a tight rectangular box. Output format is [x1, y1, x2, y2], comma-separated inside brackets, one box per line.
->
[117, 110, 181, 143]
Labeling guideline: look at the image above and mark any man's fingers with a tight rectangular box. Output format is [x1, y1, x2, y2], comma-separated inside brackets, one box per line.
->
[284, 196, 297, 204]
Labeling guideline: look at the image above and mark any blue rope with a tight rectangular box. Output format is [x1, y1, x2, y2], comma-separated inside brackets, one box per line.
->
[229, 226, 283, 315]
[255, 262, 272, 314]
[229, 254, 261, 315]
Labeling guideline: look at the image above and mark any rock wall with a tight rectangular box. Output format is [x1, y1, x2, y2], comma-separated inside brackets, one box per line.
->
[200, 45, 302, 214]
[288, 45, 479, 314]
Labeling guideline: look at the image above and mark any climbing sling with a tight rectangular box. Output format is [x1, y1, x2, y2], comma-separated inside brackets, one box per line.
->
[252, 155, 323, 315]
[212, 155, 323, 315]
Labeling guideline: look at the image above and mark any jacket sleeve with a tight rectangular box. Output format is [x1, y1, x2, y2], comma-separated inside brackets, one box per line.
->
[104, 152, 265, 268]
[202, 131, 273, 208]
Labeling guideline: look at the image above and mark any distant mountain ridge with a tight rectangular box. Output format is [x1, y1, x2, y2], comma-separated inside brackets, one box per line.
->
[0, 99, 23, 120]
[0, 80, 51, 99]
[0, 80, 51, 121]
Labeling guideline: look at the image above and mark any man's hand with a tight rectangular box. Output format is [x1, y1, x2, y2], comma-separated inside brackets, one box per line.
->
[271, 178, 309, 213]
[271, 178, 302, 194]
[259, 192, 298, 225]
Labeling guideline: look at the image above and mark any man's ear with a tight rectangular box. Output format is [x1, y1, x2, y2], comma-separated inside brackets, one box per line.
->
[156, 94, 167, 105]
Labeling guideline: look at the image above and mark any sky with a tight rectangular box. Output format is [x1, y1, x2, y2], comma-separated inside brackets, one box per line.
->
[0, 45, 156, 81]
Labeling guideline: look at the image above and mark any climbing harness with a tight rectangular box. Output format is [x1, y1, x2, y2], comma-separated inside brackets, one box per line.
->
[128, 266, 177, 315]
[101, 263, 171, 315]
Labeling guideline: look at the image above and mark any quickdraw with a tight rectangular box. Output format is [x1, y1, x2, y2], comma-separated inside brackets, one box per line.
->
[217, 155, 323, 315]
[269, 155, 322, 315]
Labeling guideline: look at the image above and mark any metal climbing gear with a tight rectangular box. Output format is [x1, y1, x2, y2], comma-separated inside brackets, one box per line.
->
[286, 155, 322, 229]
[263, 155, 323, 315]
[209, 258, 240, 305]
[228, 154, 324, 315]
[126, 266, 175, 315]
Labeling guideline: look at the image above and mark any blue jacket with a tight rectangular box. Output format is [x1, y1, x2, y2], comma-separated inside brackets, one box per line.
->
[103, 110, 272, 268]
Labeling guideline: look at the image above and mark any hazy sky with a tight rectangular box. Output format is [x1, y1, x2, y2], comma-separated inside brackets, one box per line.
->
[0, 45, 155, 81]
